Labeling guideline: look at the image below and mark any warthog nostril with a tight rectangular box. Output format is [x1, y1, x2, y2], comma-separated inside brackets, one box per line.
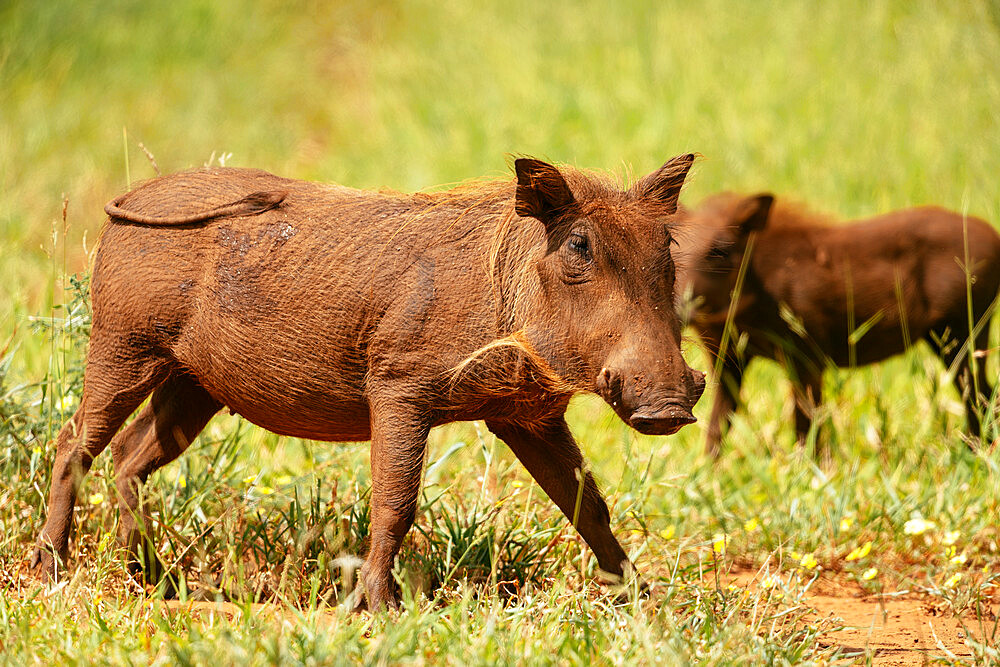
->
[596, 367, 616, 395]
[690, 369, 707, 399]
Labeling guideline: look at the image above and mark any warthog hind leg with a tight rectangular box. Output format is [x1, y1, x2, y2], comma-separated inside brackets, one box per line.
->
[29, 335, 171, 580]
[110, 373, 221, 587]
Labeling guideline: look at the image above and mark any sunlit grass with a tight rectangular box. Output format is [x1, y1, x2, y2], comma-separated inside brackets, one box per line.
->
[3, 293, 997, 662]
[3, 0, 999, 375]
[2, 0, 1000, 663]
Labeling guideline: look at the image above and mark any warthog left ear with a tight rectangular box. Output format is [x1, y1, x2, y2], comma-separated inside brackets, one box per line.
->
[514, 158, 575, 224]
[737, 193, 774, 233]
[631, 153, 695, 213]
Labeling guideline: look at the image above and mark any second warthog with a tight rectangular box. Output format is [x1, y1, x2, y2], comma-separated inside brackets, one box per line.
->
[678, 192, 999, 457]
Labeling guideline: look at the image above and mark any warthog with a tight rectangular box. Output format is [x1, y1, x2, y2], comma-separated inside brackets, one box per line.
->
[677, 192, 1000, 457]
[30, 156, 705, 609]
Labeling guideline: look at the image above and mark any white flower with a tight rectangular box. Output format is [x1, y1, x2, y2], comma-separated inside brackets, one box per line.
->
[903, 516, 935, 536]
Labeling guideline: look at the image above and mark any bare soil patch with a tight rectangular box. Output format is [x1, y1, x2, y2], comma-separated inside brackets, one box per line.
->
[808, 589, 988, 665]
[727, 568, 997, 665]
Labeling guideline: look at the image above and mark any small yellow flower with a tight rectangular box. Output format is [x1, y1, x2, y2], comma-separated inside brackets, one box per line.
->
[712, 534, 728, 555]
[943, 572, 963, 588]
[32, 446, 42, 456]
[57, 393, 76, 413]
[839, 517, 854, 531]
[97, 532, 113, 553]
[178, 475, 186, 489]
[243, 475, 257, 485]
[659, 525, 676, 540]
[89, 493, 105, 505]
[800, 553, 819, 570]
[276, 475, 292, 486]
[256, 485, 274, 496]
[903, 517, 935, 535]
[511, 480, 524, 488]
[862, 567, 878, 581]
[790, 551, 802, 561]
[846, 541, 872, 561]
[744, 518, 760, 532]
[949, 552, 967, 566]
[942, 530, 960, 546]
[760, 574, 781, 590]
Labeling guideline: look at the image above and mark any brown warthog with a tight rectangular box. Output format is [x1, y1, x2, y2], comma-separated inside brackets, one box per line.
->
[30, 156, 706, 609]
[677, 192, 1000, 457]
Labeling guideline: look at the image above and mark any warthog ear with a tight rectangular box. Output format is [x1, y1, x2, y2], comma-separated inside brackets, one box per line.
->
[631, 153, 695, 213]
[514, 158, 575, 224]
[737, 193, 774, 233]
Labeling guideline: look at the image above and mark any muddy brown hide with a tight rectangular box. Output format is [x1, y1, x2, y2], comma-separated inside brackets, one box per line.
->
[676, 193, 1000, 457]
[30, 158, 706, 610]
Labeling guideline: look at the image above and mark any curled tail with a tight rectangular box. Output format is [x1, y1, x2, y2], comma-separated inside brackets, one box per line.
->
[105, 190, 289, 225]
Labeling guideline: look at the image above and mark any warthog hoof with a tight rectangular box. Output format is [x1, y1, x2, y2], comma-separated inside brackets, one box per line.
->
[27, 545, 61, 582]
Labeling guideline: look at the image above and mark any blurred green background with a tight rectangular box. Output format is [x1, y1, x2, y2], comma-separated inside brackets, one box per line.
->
[3, 0, 998, 380]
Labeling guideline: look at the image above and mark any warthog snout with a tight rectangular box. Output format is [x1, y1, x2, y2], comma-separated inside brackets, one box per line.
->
[628, 402, 697, 436]
[597, 365, 705, 436]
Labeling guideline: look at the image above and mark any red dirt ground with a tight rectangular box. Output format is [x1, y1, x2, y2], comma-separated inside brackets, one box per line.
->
[809, 590, 989, 664]
[732, 568, 998, 665]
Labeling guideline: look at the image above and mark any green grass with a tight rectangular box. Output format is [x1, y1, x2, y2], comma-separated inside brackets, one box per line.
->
[2, 0, 1000, 664]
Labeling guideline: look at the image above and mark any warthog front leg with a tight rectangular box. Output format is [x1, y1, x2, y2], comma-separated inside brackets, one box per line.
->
[486, 417, 633, 585]
[705, 358, 745, 458]
[931, 322, 994, 443]
[789, 363, 823, 458]
[356, 397, 430, 611]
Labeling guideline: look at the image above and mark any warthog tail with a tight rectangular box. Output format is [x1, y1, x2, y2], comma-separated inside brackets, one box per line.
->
[105, 190, 288, 225]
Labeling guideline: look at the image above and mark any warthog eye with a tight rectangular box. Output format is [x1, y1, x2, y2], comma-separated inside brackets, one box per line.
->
[559, 232, 593, 284]
[707, 246, 729, 263]
[568, 233, 590, 257]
